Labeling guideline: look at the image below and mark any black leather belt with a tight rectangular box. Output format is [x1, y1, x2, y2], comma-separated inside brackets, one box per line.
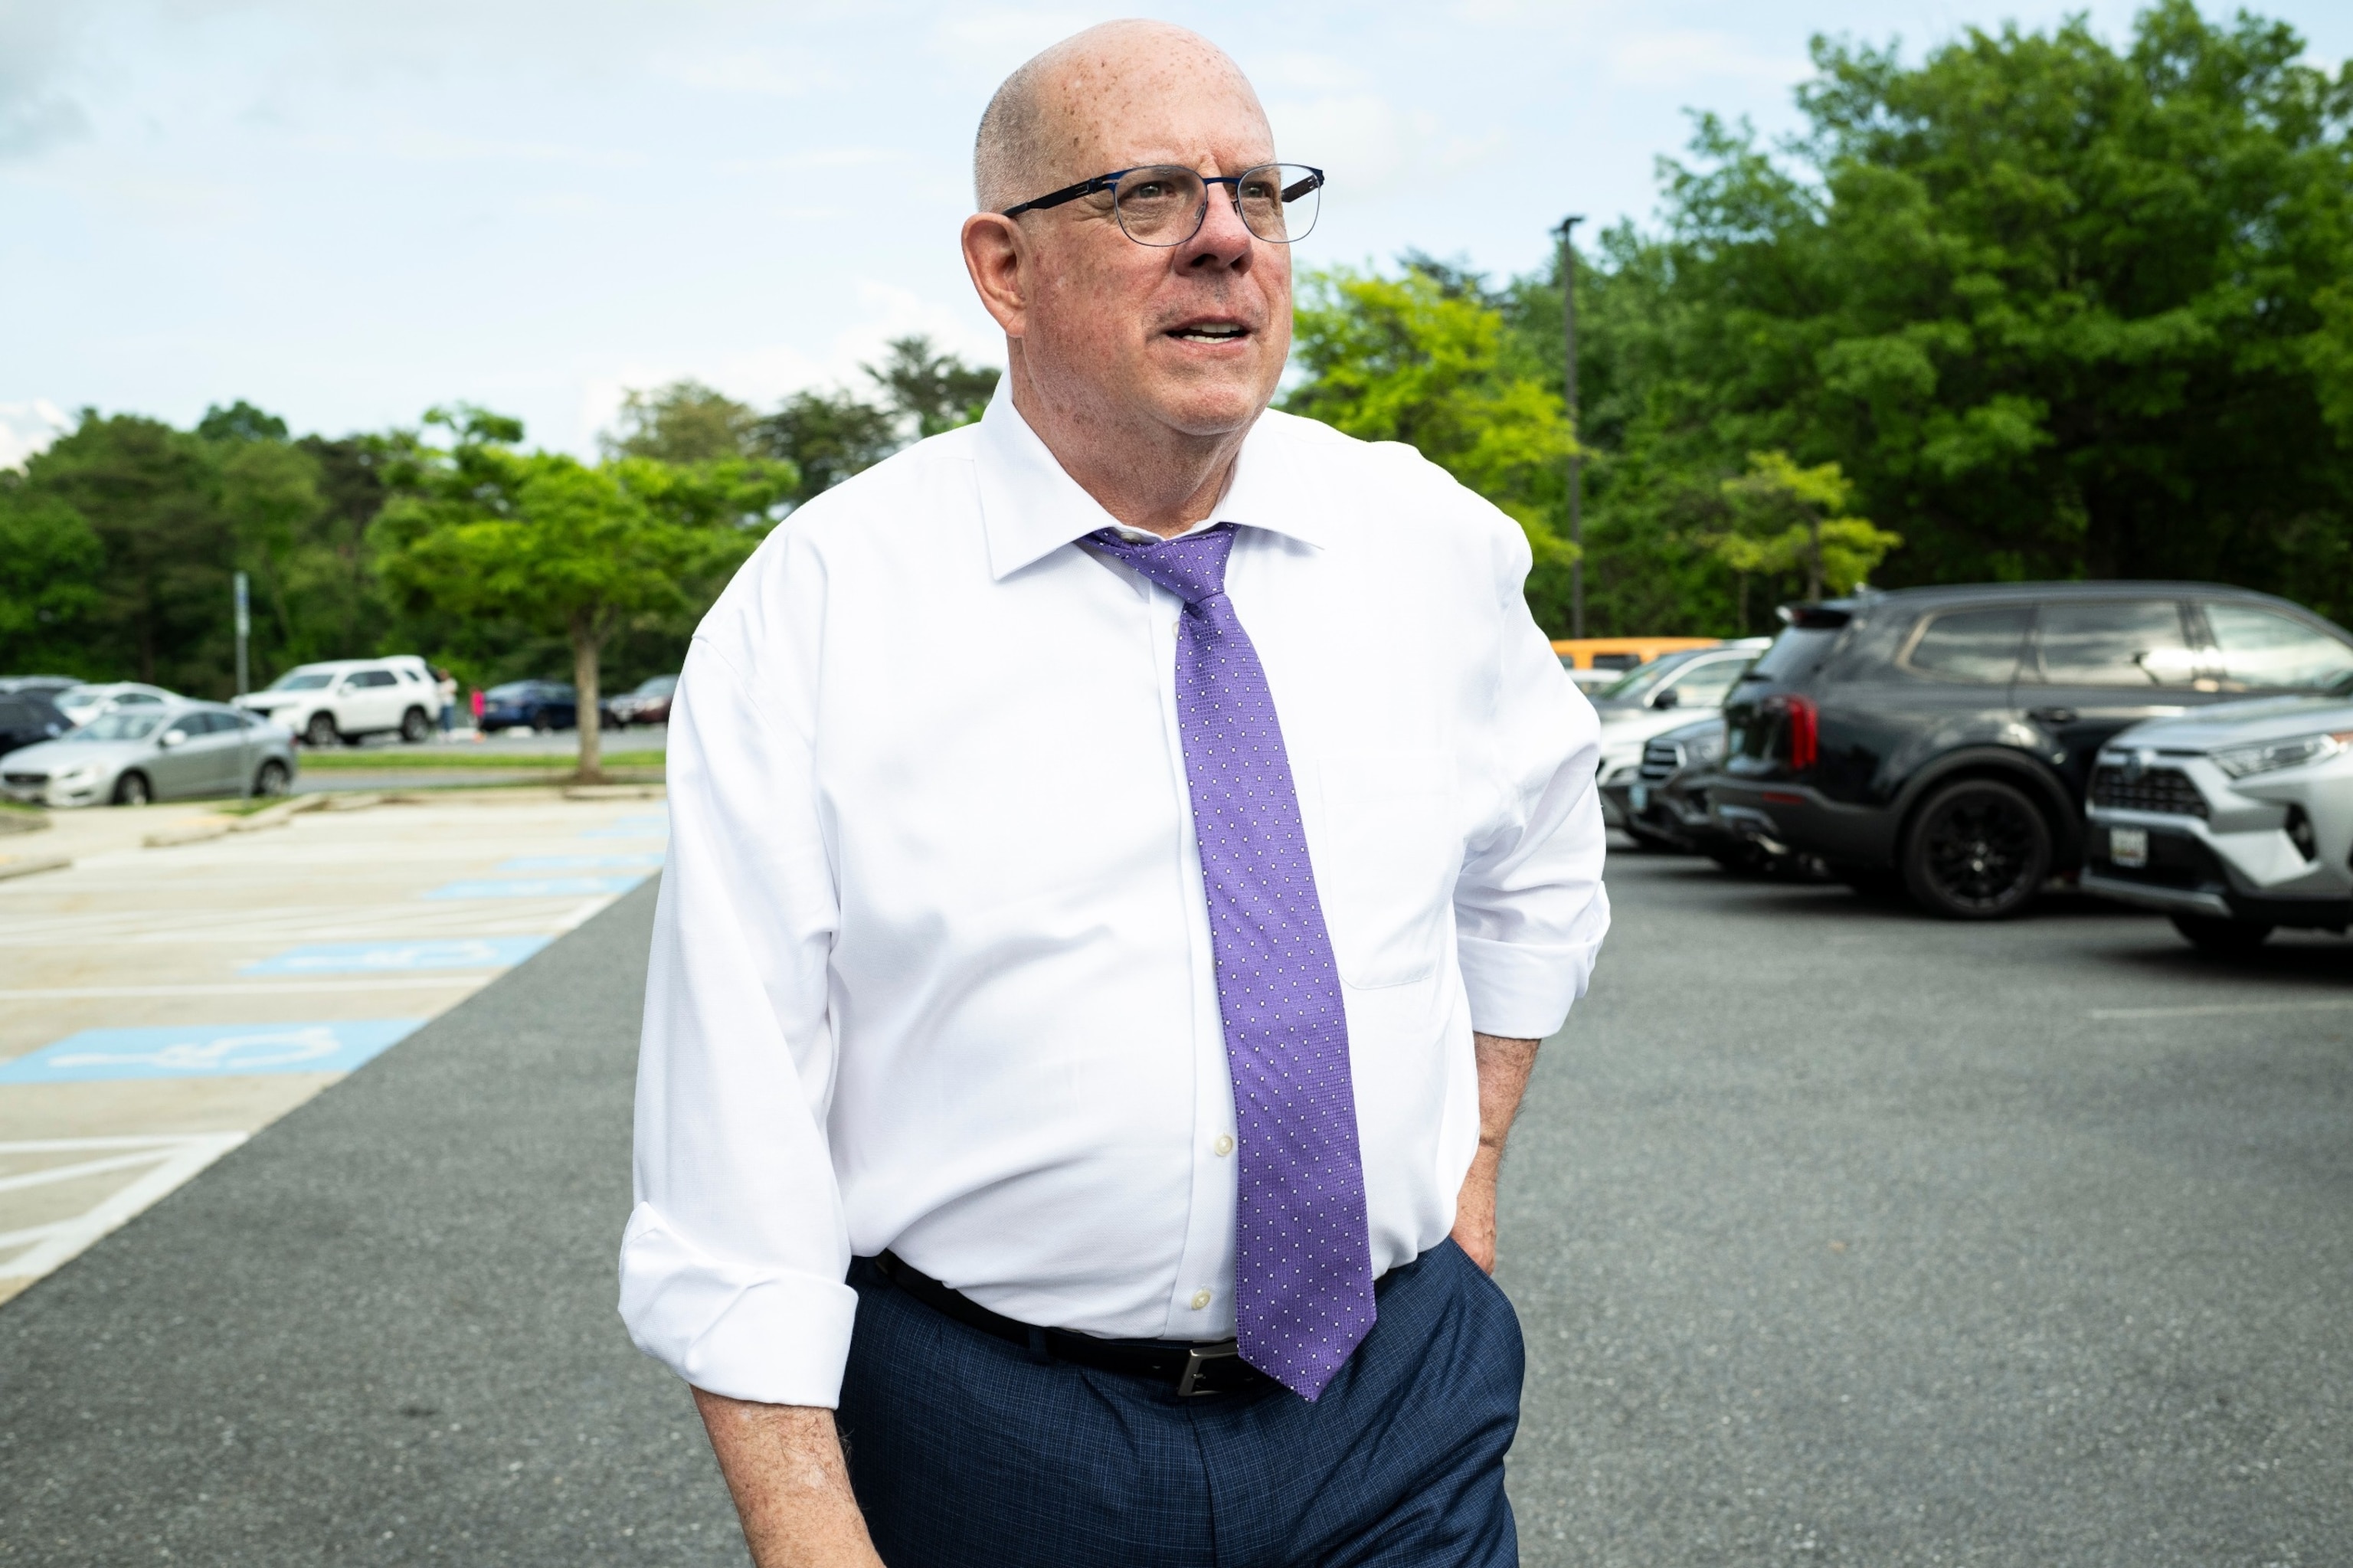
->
[872, 1252, 1273, 1398]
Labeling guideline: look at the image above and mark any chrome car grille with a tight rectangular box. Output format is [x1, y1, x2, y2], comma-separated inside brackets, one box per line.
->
[1638, 738, 1683, 781]
[3, 771, 47, 786]
[2090, 765, 2208, 817]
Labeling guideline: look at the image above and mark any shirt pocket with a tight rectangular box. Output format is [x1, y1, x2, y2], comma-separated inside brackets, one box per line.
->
[1315, 750, 1461, 989]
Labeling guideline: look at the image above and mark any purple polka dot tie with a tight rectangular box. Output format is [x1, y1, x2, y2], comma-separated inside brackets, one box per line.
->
[1087, 523, 1376, 1401]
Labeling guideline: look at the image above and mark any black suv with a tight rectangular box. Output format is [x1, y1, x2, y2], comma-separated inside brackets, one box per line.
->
[1709, 582, 2353, 918]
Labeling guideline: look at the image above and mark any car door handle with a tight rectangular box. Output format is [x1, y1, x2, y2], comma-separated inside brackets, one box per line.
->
[2028, 706, 2078, 725]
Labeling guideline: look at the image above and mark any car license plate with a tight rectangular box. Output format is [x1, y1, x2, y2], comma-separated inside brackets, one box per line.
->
[2109, 827, 2148, 869]
[1629, 784, 1649, 812]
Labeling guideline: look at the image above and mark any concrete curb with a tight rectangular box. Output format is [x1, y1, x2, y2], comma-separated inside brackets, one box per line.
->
[143, 794, 334, 849]
[0, 853, 70, 882]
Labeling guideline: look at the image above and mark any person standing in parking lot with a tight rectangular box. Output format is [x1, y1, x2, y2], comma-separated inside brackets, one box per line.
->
[621, 21, 1610, 1567]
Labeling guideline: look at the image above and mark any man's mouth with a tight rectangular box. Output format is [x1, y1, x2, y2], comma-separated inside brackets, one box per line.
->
[1167, 320, 1250, 343]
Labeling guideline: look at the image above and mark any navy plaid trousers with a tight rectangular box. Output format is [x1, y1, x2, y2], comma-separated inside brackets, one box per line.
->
[837, 1238, 1523, 1567]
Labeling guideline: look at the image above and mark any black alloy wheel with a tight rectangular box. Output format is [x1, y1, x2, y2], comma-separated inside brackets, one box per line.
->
[2170, 914, 2273, 954]
[1901, 778, 2051, 919]
[113, 771, 152, 807]
[304, 712, 339, 748]
[531, 711, 554, 733]
[254, 760, 290, 797]
[400, 707, 430, 744]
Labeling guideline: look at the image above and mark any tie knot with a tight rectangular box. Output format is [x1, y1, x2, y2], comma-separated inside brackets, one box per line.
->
[1085, 523, 1235, 608]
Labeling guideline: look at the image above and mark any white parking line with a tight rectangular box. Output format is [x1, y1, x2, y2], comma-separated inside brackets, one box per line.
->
[2089, 998, 2353, 1020]
[0, 978, 493, 1000]
[0, 1134, 247, 1281]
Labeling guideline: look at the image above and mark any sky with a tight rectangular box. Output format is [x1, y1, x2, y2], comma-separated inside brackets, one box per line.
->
[3, 0, 2348, 466]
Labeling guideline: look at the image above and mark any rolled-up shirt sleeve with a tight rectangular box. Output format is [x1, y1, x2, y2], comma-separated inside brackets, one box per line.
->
[1453, 518, 1611, 1040]
[619, 540, 858, 1407]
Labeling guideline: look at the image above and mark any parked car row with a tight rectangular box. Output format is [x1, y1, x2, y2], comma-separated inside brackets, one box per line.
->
[1613, 580, 2353, 951]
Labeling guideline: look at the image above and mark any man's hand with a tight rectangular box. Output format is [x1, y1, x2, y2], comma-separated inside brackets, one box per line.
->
[1451, 1032, 1540, 1274]
[693, 1390, 885, 1568]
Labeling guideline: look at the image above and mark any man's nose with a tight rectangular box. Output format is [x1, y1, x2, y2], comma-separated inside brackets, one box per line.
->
[1177, 182, 1255, 271]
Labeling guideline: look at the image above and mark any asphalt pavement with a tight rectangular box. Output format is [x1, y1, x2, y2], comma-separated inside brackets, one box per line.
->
[1504, 851, 2351, 1566]
[2, 853, 2348, 1564]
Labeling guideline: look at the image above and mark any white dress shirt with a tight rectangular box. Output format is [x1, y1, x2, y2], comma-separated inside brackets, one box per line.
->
[620, 385, 1610, 1407]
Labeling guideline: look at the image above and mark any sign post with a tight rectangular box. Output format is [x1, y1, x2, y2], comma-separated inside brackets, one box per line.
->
[234, 572, 253, 804]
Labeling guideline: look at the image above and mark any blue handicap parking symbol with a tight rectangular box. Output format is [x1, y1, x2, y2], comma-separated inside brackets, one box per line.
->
[0, 1020, 424, 1083]
[423, 876, 648, 900]
[496, 855, 664, 873]
[242, 938, 551, 975]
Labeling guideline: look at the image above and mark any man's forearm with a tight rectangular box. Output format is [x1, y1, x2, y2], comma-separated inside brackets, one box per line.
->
[693, 1390, 885, 1568]
[1451, 1032, 1541, 1272]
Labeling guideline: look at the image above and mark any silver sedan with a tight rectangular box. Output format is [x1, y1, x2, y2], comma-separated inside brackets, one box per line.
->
[0, 702, 299, 808]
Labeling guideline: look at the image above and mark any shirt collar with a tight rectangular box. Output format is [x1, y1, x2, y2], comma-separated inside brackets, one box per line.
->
[971, 377, 1332, 581]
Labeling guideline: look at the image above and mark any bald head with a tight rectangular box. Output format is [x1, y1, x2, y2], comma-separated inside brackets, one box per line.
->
[974, 21, 1269, 212]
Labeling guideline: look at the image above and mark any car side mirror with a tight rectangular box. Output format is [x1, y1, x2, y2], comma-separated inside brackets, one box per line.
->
[159, 730, 187, 748]
[1652, 687, 1681, 710]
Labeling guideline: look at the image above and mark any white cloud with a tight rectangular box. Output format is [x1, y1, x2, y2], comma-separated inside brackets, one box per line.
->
[1608, 29, 1812, 88]
[1265, 92, 1507, 204]
[0, 401, 70, 471]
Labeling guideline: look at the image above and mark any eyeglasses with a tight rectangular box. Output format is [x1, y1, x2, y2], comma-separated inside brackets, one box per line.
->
[1000, 163, 1324, 247]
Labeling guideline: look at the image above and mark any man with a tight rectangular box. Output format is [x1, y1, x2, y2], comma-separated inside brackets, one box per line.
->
[621, 21, 1608, 1566]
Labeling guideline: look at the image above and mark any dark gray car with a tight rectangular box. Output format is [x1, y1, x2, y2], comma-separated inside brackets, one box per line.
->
[1, 702, 298, 807]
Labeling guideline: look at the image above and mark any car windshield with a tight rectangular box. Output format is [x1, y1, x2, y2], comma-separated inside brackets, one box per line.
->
[1595, 651, 1709, 702]
[636, 676, 679, 696]
[1748, 626, 1842, 684]
[270, 672, 335, 691]
[69, 712, 165, 741]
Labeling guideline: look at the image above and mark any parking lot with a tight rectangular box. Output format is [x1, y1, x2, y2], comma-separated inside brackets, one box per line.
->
[0, 787, 666, 1306]
[0, 830, 2346, 1564]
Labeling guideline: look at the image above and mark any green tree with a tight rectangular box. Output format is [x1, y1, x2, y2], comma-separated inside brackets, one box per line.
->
[866, 335, 1000, 437]
[1714, 451, 1902, 613]
[602, 381, 758, 465]
[375, 408, 794, 779]
[1523, 2, 2353, 631]
[749, 390, 905, 505]
[25, 413, 234, 690]
[1284, 264, 1576, 569]
[0, 474, 104, 675]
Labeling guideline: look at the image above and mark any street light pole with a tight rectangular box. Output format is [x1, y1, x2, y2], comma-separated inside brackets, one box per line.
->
[1557, 215, 1585, 639]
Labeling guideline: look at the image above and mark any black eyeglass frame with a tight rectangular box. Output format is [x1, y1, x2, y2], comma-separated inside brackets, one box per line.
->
[999, 163, 1326, 246]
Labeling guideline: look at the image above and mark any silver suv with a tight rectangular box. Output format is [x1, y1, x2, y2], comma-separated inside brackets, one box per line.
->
[2082, 687, 2353, 951]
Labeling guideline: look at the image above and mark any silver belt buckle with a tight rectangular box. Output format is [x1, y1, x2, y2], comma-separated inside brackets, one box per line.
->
[1176, 1340, 1242, 1398]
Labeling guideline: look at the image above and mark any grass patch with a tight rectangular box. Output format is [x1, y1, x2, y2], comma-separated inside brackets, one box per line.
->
[296, 749, 667, 771]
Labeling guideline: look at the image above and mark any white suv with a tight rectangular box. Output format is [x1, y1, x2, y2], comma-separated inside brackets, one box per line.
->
[234, 657, 446, 748]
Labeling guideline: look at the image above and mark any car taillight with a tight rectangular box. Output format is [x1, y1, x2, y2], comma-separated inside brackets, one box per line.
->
[1766, 695, 1818, 771]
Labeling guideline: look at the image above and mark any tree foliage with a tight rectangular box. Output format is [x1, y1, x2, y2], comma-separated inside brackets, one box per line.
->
[1284, 263, 1575, 565]
[1284, 2, 2353, 637]
[374, 408, 794, 777]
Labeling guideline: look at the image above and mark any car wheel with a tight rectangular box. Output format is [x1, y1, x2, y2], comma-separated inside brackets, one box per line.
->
[254, 760, 290, 798]
[531, 712, 553, 733]
[2169, 914, 2273, 954]
[113, 771, 152, 807]
[400, 707, 430, 744]
[1900, 778, 2051, 919]
[304, 712, 339, 748]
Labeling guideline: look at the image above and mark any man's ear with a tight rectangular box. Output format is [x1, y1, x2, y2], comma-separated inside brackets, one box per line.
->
[962, 213, 1030, 338]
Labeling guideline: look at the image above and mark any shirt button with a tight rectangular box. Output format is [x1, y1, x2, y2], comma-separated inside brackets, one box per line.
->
[1212, 1134, 1235, 1157]
[1172, 620, 1181, 637]
[1190, 1289, 1212, 1311]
